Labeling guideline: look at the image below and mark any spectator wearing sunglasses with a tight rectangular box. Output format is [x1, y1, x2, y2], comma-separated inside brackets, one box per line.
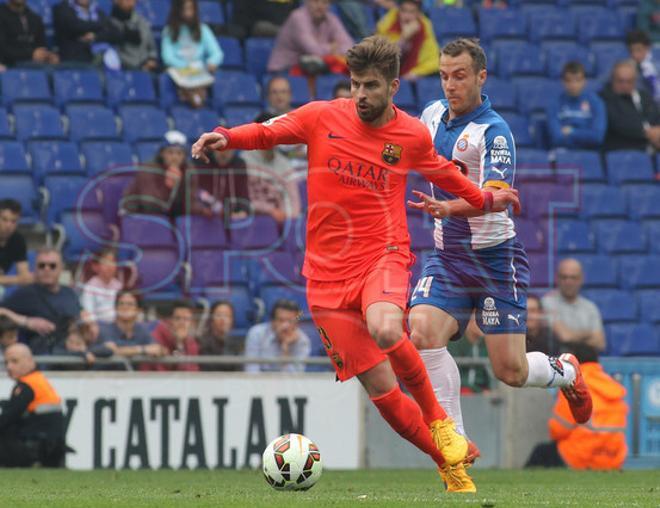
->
[2, 248, 86, 354]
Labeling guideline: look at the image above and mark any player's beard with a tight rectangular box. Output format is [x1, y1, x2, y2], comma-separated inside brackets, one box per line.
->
[356, 98, 388, 123]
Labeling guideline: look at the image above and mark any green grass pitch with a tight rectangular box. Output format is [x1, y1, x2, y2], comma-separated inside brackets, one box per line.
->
[2, 469, 659, 507]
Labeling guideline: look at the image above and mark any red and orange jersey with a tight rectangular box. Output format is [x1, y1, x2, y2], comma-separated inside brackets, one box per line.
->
[215, 98, 485, 281]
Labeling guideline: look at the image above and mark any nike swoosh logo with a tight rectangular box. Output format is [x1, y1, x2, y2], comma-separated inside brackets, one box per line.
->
[328, 132, 345, 139]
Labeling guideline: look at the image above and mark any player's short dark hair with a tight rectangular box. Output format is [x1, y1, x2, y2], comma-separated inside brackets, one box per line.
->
[0, 315, 18, 336]
[0, 199, 22, 215]
[332, 80, 351, 97]
[271, 299, 301, 319]
[561, 61, 586, 78]
[347, 35, 401, 82]
[441, 38, 487, 73]
[626, 29, 651, 48]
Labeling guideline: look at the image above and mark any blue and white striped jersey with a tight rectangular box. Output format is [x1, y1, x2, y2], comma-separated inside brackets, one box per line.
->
[420, 95, 517, 251]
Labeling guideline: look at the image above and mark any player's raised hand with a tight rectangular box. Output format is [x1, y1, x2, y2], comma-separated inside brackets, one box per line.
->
[407, 190, 449, 218]
[490, 188, 521, 215]
[191, 132, 228, 163]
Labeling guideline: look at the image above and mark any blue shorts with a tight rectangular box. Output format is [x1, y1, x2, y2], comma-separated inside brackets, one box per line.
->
[409, 239, 530, 338]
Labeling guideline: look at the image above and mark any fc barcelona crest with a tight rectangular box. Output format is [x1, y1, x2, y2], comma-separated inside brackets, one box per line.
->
[382, 142, 403, 165]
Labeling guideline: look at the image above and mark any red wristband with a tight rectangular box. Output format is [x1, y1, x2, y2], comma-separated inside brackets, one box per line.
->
[482, 191, 493, 212]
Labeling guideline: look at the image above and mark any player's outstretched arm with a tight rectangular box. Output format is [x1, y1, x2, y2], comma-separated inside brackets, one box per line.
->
[191, 132, 228, 163]
[407, 188, 521, 218]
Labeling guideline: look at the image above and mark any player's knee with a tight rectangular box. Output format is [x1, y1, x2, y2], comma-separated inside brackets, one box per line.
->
[494, 364, 527, 387]
[369, 322, 402, 350]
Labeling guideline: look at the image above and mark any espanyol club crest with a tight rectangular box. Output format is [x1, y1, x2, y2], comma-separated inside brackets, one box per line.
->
[382, 142, 403, 165]
[456, 137, 469, 152]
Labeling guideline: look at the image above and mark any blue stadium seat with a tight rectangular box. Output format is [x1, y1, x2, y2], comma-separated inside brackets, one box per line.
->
[43, 176, 89, 225]
[515, 218, 545, 252]
[572, 254, 618, 287]
[223, 106, 261, 127]
[625, 185, 660, 220]
[554, 149, 604, 182]
[528, 253, 551, 288]
[639, 290, 660, 323]
[119, 105, 168, 142]
[27, 0, 52, 27]
[245, 37, 275, 79]
[229, 215, 281, 250]
[58, 210, 113, 260]
[429, 7, 477, 38]
[188, 250, 250, 292]
[577, 11, 623, 45]
[199, 0, 224, 24]
[134, 141, 162, 163]
[315, 74, 345, 101]
[53, 69, 104, 106]
[590, 42, 628, 77]
[171, 106, 219, 141]
[298, 319, 326, 361]
[133, 247, 184, 295]
[479, 8, 527, 43]
[0, 141, 30, 172]
[416, 77, 443, 110]
[0, 108, 11, 138]
[483, 77, 517, 111]
[135, 0, 168, 29]
[120, 213, 178, 249]
[175, 215, 227, 250]
[106, 71, 157, 107]
[213, 71, 261, 109]
[67, 104, 119, 141]
[157, 72, 182, 110]
[14, 104, 65, 140]
[0, 69, 50, 105]
[203, 286, 255, 332]
[514, 77, 562, 113]
[81, 141, 134, 175]
[517, 148, 551, 168]
[596, 220, 646, 254]
[281, 215, 306, 255]
[545, 45, 596, 78]
[583, 289, 637, 323]
[556, 219, 595, 253]
[0, 175, 38, 223]
[397, 79, 417, 110]
[252, 251, 305, 289]
[528, 11, 576, 44]
[619, 256, 660, 290]
[218, 36, 243, 69]
[647, 222, 660, 254]
[28, 141, 83, 183]
[259, 284, 310, 320]
[499, 113, 533, 147]
[499, 46, 545, 78]
[580, 184, 627, 219]
[606, 324, 659, 356]
[605, 151, 655, 185]
[287, 76, 311, 107]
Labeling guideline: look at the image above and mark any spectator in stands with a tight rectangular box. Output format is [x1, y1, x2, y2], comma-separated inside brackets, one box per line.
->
[600, 60, 660, 152]
[0, 307, 55, 342]
[0, 316, 18, 352]
[151, 300, 200, 371]
[542, 258, 606, 353]
[162, 0, 223, 108]
[376, 0, 440, 80]
[198, 301, 242, 371]
[232, 0, 296, 38]
[525, 295, 559, 356]
[638, 0, 660, 44]
[626, 30, 660, 103]
[266, 76, 294, 116]
[0, 344, 67, 468]
[80, 248, 123, 323]
[333, 80, 352, 99]
[547, 61, 607, 150]
[335, 0, 391, 40]
[527, 345, 628, 470]
[243, 113, 302, 224]
[0, 199, 33, 293]
[267, 0, 354, 75]
[121, 130, 190, 217]
[52, 321, 109, 368]
[244, 299, 311, 373]
[53, 0, 122, 64]
[2, 248, 84, 354]
[98, 291, 163, 360]
[0, 0, 59, 66]
[108, 0, 158, 71]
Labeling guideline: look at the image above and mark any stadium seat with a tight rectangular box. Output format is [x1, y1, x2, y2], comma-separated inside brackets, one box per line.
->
[81, 141, 134, 175]
[0, 141, 30, 172]
[556, 219, 595, 253]
[416, 77, 443, 110]
[298, 319, 326, 361]
[13, 105, 65, 141]
[95, 171, 134, 225]
[618, 256, 660, 290]
[133, 247, 185, 294]
[554, 149, 604, 182]
[171, 106, 220, 141]
[605, 151, 655, 185]
[134, 141, 162, 163]
[157, 72, 182, 110]
[175, 215, 227, 250]
[639, 290, 660, 323]
[583, 289, 637, 323]
[135, 0, 168, 29]
[647, 222, 660, 254]
[577, 12, 623, 45]
[0, 175, 38, 223]
[27, 141, 83, 183]
[572, 254, 618, 287]
[498, 46, 545, 78]
[106, 71, 157, 107]
[0, 108, 11, 139]
[514, 77, 562, 114]
[67, 104, 119, 141]
[188, 249, 250, 292]
[252, 251, 305, 289]
[43, 176, 89, 225]
[499, 113, 533, 147]
[515, 218, 545, 252]
[218, 36, 243, 69]
[203, 286, 255, 331]
[590, 42, 628, 77]
[517, 149, 551, 168]
[315, 74, 345, 101]
[0, 69, 51, 105]
[58, 210, 113, 260]
[545, 45, 596, 78]
[429, 7, 477, 38]
[120, 213, 179, 249]
[27, 0, 52, 28]
[483, 78, 517, 111]
[596, 220, 646, 253]
[478, 8, 527, 43]
[229, 215, 281, 250]
[528, 253, 551, 288]
[528, 11, 576, 44]
[119, 105, 169, 142]
[407, 215, 435, 251]
[625, 185, 660, 220]
[245, 37, 275, 79]
[397, 80, 417, 110]
[213, 71, 261, 109]
[259, 284, 310, 320]
[199, 0, 224, 25]
[580, 184, 627, 219]
[223, 106, 261, 127]
[53, 69, 104, 106]
[606, 324, 659, 356]
[287, 76, 312, 107]
[281, 215, 306, 255]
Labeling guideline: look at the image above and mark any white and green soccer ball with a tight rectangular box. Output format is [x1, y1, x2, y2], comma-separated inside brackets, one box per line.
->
[262, 433, 323, 491]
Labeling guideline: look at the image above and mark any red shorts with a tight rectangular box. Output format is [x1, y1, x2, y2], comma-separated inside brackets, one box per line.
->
[306, 252, 412, 381]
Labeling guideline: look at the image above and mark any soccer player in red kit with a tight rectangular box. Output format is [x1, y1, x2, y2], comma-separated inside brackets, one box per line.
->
[192, 36, 519, 491]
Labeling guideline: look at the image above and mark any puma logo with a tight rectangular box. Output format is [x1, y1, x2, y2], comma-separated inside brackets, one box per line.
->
[507, 314, 521, 326]
[491, 167, 507, 179]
